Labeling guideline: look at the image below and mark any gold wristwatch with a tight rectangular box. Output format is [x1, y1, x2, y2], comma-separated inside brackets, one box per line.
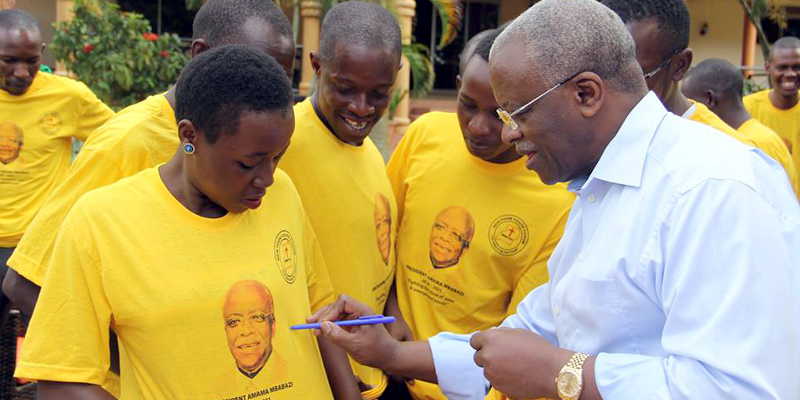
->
[555, 352, 589, 400]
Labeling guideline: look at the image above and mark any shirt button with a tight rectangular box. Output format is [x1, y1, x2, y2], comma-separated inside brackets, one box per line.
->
[588, 194, 596, 203]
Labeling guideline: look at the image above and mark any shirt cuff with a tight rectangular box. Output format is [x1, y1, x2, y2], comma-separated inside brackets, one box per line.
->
[429, 332, 488, 400]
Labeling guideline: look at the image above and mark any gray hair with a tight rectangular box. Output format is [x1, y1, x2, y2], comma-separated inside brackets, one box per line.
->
[491, 0, 640, 92]
[0, 9, 40, 34]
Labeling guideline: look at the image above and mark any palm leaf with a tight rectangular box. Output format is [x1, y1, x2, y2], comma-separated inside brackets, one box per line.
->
[431, 0, 462, 49]
[403, 43, 434, 97]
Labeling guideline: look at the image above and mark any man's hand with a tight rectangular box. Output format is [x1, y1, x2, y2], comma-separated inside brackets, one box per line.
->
[470, 328, 572, 400]
[309, 295, 400, 370]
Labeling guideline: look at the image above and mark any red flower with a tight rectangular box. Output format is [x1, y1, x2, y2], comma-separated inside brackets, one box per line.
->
[82, 44, 94, 54]
[142, 33, 159, 41]
[160, 50, 170, 58]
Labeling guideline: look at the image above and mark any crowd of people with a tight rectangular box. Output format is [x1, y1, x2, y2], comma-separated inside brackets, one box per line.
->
[0, 0, 797, 399]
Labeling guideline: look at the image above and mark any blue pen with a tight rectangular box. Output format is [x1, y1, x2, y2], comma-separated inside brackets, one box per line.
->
[290, 315, 396, 330]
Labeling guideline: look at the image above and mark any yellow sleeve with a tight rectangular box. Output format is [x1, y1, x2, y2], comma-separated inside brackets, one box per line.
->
[386, 121, 422, 224]
[75, 82, 114, 141]
[304, 216, 336, 313]
[9, 145, 126, 285]
[506, 206, 570, 314]
[15, 202, 112, 386]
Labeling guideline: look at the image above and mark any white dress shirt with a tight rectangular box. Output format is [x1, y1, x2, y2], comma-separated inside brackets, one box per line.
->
[428, 92, 800, 399]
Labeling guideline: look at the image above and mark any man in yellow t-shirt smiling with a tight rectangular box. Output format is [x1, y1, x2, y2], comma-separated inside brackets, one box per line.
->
[744, 36, 800, 177]
[277, 3, 402, 398]
[0, 9, 113, 323]
[387, 29, 574, 400]
[682, 58, 798, 194]
[4, 0, 297, 322]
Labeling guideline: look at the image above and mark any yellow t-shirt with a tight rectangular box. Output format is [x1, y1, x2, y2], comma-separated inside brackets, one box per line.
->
[738, 118, 798, 194]
[16, 167, 336, 400]
[278, 99, 396, 399]
[744, 89, 800, 183]
[388, 112, 574, 400]
[0, 72, 114, 246]
[687, 101, 798, 195]
[686, 101, 742, 138]
[8, 93, 178, 285]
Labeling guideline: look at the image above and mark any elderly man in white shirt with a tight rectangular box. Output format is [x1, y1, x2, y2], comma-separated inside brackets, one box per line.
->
[308, 0, 800, 399]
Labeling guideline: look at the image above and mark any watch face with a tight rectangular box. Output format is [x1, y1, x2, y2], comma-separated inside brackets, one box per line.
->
[558, 370, 581, 398]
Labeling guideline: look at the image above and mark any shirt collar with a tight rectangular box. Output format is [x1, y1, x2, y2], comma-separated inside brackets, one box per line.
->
[581, 91, 667, 189]
[681, 102, 697, 118]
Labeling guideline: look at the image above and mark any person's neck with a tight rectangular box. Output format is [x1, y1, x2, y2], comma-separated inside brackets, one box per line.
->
[663, 91, 693, 116]
[716, 104, 751, 130]
[159, 154, 228, 218]
[164, 85, 177, 110]
[769, 89, 799, 110]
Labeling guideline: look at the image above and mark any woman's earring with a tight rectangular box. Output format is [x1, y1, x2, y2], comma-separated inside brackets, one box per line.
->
[183, 143, 195, 155]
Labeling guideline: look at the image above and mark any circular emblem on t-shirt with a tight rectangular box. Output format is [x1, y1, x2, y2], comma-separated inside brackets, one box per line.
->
[274, 230, 297, 284]
[488, 215, 529, 256]
[39, 112, 62, 135]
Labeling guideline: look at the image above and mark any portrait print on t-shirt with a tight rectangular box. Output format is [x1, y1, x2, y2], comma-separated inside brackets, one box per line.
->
[0, 121, 23, 165]
[429, 206, 475, 268]
[222, 280, 277, 379]
[374, 193, 392, 265]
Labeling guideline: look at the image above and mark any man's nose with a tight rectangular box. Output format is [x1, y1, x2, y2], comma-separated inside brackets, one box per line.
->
[347, 93, 375, 117]
[13, 64, 31, 79]
[469, 112, 495, 139]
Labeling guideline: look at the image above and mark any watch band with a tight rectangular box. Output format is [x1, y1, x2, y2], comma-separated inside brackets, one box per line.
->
[566, 352, 589, 369]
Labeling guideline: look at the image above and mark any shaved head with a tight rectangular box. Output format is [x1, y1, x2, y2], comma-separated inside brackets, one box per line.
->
[459, 29, 496, 75]
[318, 1, 401, 63]
[683, 58, 744, 102]
[0, 9, 40, 35]
[771, 36, 800, 58]
[492, 0, 641, 92]
[193, 0, 292, 46]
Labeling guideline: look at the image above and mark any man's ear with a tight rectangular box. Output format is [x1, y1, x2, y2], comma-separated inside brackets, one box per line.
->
[456, 74, 462, 91]
[573, 71, 604, 119]
[706, 89, 718, 109]
[190, 39, 211, 58]
[310, 52, 322, 77]
[671, 48, 694, 82]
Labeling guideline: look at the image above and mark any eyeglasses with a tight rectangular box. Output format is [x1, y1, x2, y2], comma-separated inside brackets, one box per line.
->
[642, 49, 682, 80]
[496, 71, 582, 130]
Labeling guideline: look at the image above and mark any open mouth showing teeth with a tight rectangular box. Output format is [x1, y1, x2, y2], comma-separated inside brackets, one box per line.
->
[343, 116, 368, 130]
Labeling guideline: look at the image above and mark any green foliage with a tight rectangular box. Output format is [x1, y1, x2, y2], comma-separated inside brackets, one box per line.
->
[404, 43, 434, 98]
[743, 77, 767, 95]
[185, 0, 204, 10]
[737, 0, 786, 64]
[50, 0, 188, 109]
[388, 88, 408, 120]
[387, 44, 435, 120]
